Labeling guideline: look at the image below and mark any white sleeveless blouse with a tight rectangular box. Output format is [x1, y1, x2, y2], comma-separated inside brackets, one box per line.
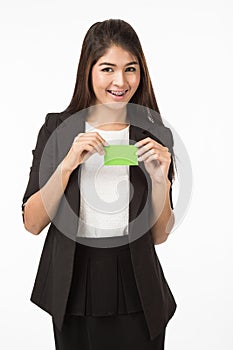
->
[77, 121, 130, 238]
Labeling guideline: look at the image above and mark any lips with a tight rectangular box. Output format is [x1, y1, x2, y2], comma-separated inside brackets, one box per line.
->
[107, 89, 128, 96]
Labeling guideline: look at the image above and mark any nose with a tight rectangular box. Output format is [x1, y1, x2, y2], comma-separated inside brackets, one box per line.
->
[112, 71, 127, 87]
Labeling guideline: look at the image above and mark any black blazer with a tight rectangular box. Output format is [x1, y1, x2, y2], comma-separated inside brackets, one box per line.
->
[22, 109, 177, 341]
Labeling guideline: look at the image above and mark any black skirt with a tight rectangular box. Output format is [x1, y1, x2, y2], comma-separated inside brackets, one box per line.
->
[52, 313, 166, 350]
[66, 240, 143, 316]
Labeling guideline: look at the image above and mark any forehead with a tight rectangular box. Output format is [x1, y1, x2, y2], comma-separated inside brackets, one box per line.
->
[97, 45, 138, 63]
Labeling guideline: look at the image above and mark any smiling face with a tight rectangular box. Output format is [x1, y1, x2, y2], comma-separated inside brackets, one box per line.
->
[91, 45, 141, 107]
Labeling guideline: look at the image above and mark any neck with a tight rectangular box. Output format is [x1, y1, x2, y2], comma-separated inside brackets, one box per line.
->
[86, 103, 129, 129]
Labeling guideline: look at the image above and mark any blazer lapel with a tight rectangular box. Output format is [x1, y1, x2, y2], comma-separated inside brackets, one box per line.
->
[128, 125, 153, 243]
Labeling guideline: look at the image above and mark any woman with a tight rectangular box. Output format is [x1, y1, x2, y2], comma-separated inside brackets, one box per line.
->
[22, 19, 177, 349]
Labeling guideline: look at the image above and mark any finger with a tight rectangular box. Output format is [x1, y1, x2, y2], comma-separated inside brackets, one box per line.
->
[87, 131, 109, 146]
[144, 154, 168, 164]
[74, 133, 108, 154]
[136, 143, 166, 158]
[135, 138, 164, 150]
[138, 149, 158, 162]
[74, 132, 108, 147]
[85, 140, 106, 155]
[73, 133, 85, 143]
[89, 136, 108, 154]
[138, 149, 168, 163]
[136, 142, 165, 156]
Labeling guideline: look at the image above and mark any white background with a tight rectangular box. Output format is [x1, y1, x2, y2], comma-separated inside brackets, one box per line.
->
[1, 0, 232, 349]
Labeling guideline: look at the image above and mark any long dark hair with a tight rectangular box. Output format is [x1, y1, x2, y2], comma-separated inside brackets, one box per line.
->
[61, 19, 176, 183]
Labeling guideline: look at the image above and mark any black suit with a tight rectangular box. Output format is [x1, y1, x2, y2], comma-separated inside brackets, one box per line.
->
[22, 108, 177, 341]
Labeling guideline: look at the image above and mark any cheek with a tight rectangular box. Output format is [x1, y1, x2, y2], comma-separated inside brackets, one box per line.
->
[130, 74, 140, 90]
[92, 71, 109, 90]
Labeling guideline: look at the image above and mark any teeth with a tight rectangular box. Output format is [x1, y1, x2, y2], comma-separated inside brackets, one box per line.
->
[109, 90, 126, 96]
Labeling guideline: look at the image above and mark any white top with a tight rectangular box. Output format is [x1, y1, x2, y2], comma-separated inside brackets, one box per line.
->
[77, 121, 130, 238]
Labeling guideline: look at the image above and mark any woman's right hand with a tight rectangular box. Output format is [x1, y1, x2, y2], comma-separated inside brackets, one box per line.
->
[62, 131, 109, 173]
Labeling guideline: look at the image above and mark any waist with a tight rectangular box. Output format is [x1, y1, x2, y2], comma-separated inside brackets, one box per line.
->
[75, 240, 130, 258]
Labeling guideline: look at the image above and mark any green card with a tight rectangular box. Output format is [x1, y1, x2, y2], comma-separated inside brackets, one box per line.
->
[104, 145, 138, 166]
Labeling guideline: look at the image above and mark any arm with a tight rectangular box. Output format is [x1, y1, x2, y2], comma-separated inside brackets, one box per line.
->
[150, 178, 175, 245]
[23, 160, 73, 235]
[135, 127, 175, 245]
[22, 113, 108, 235]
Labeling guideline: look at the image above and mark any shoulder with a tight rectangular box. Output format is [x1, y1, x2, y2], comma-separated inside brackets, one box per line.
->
[44, 112, 62, 133]
[44, 110, 76, 132]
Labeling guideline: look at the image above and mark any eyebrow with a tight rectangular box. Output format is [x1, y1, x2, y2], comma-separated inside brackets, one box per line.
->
[98, 61, 139, 67]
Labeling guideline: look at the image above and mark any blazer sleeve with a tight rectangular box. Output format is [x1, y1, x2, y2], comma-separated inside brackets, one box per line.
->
[155, 125, 175, 210]
[166, 127, 175, 210]
[168, 161, 174, 210]
[150, 125, 175, 210]
[21, 113, 58, 223]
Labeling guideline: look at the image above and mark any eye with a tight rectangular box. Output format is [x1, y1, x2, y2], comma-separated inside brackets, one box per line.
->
[101, 67, 113, 72]
[126, 67, 136, 72]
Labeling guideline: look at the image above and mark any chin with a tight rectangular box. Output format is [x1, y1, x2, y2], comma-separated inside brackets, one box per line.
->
[91, 100, 129, 112]
[104, 101, 128, 110]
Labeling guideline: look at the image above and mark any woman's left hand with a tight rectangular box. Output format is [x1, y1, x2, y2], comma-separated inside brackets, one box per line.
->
[135, 137, 171, 184]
